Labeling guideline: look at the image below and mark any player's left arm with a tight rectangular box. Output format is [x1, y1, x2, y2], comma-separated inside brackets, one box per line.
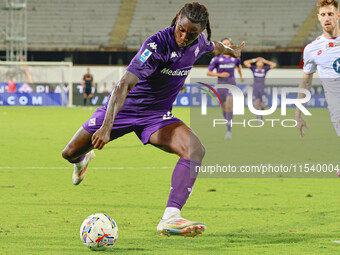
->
[263, 58, 277, 69]
[295, 72, 313, 137]
[91, 75, 95, 87]
[211, 41, 245, 58]
[243, 58, 255, 68]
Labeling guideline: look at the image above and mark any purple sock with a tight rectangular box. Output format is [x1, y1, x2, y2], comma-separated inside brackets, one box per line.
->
[224, 112, 233, 132]
[73, 155, 86, 163]
[166, 159, 200, 210]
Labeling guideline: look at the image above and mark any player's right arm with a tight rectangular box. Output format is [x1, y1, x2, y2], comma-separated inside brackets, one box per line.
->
[91, 71, 139, 149]
[296, 43, 316, 137]
[295, 73, 313, 137]
[206, 70, 230, 78]
[91, 34, 164, 150]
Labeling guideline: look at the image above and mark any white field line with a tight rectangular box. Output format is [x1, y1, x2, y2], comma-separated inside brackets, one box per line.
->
[0, 166, 173, 170]
[0, 161, 339, 170]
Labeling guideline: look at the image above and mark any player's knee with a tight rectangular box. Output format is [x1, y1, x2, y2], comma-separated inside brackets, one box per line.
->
[181, 141, 205, 162]
[62, 145, 74, 161]
[62, 147, 70, 160]
[194, 143, 205, 161]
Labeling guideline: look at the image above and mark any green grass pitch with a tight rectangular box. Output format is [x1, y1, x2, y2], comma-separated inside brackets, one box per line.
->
[0, 106, 340, 254]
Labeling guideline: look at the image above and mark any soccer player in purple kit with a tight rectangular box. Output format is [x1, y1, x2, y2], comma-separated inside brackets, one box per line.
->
[206, 37, 244, 139]
[243, 57, 276, 121]
[62, 2, 245, 237]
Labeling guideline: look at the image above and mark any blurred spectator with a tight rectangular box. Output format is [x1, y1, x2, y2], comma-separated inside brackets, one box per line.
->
[180, 83, 186, 93]
[7, 77, 16, 93]
[100, 82, 110, 93]
[20, 55, 33, 83]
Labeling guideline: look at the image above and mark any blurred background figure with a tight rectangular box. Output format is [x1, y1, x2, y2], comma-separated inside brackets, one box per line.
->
[206, 37, 244, 140]
[243, 57, 277, 121]
[179, 84, 186, 93]
[100, 82, 110, 93]
[7, 76, 16, 93]
[82, 68, 95, 106]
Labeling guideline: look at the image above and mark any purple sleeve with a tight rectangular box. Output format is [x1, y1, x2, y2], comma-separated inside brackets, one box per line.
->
[235, 58, 241, 66]
[264, 65, 271, 73]
[208, 57, 217, 71]
[126, 35, 164, 80]
[198, 33, 215, 56]
[250, 65, 256, 73]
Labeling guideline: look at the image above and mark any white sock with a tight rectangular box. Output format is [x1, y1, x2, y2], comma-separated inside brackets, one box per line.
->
[75, 157, 86, 169]
[162, 207, 181, 220]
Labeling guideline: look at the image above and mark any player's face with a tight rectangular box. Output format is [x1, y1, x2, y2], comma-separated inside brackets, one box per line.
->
[175, 16, 204, 48]
[318, 5, 340, 33]
[256, 60, 264, 69]
[222, 39, 231, 47]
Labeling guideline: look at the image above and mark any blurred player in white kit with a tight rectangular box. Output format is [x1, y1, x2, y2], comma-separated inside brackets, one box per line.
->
[296, 0, 340, 137]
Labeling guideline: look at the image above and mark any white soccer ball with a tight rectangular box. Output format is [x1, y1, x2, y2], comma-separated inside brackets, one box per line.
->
[80, 213, 118, 251]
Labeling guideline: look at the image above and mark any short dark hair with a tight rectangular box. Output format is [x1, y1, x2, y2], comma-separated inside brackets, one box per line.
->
[171, 2, 211, 41]
[317, 0, 338, 10]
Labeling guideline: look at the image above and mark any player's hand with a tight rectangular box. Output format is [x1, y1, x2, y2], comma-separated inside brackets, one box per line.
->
[218, 72, 230, 78]
[231, 41, 245, 58]
[240, 77, 245, 82]
[296, 116, 309, 137]
[91, 127, 111, 150]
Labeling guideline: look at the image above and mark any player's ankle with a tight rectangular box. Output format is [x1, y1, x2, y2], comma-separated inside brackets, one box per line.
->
[162, 207, 181, 220]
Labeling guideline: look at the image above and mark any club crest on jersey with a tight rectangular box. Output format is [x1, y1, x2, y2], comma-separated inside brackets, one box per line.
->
[333, 58, 340, 74]
[171, 51, 178, 58]
[326, 41, 340, 49]
[195, 46, 199, 57]
[163, 111, 174, 120]
[139, 49, 152, 63]
[147, 42, 157, 52]
[89, 118, 96, 126]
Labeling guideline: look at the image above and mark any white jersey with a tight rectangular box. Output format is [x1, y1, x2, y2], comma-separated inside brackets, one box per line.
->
[303, 34, 340, 136]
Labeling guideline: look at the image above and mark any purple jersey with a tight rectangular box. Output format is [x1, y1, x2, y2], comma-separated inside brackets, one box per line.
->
[250, 65, 271, 89]
[107, 26, 214, 112]
[208, 55, 241, 85]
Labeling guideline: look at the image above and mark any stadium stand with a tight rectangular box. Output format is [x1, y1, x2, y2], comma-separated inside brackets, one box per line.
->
[287, 5, 319, 48]
[0, 0, 332, 55]
[125, 0, 318, 50]
[26, 0, 121, 49]
[109, 0, 137, 47]
[307, 23, 324, 42]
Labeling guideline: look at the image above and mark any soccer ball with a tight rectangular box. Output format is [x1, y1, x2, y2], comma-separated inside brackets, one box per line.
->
[80, 213, 118, 251]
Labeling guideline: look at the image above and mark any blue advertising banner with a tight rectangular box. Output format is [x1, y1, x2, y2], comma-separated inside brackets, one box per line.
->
[0, 84, 327, 107]
[173, 84, 327, 108]
[0, 93, 65, 106]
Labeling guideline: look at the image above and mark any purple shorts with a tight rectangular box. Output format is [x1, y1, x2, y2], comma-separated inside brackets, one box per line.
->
[252, 87, 266, 102]
[82, 107, 182, 144]
[217, 88, 232, 102]
[216, 81, 237, 102]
